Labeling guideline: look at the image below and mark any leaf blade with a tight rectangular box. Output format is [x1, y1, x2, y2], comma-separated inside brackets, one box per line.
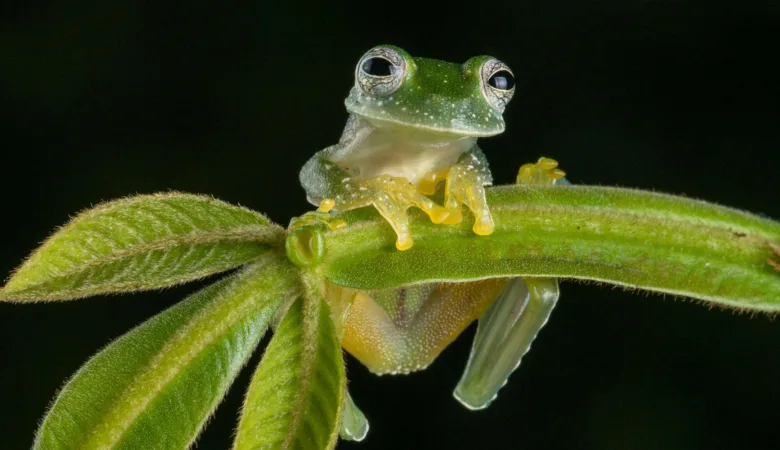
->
[1, 192, 285, 302]
[33, 253, 300, 450]
[234, 274, 345, 450]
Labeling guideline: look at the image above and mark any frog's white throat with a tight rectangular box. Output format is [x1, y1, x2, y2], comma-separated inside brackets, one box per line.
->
[333, 115, 478, 186]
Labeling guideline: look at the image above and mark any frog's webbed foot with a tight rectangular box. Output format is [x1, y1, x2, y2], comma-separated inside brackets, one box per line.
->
[419, 160, 494, 236]
[516, 156, 567, 186]
[288, 199, 348, 232]
[453, 278, 559, 410]
[336, 175, 450, 251]
[340, 390, 369, 442]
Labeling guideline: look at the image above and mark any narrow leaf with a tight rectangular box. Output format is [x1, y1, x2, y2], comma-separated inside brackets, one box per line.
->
[33, 253, 300, 450]
[1, 192, 285, 302]
[321, 185, 780, 312]
[234, 274, 345, 450]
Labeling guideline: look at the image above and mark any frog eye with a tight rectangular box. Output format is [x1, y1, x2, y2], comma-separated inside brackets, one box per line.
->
[361, 57, 395, 76]
[355, 47, 406, 97]
[488, 70, 515, 90]
[480, 58, 515, 111]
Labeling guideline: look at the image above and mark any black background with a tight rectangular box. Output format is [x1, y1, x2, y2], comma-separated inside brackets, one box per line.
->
[1, 1, 779, 449]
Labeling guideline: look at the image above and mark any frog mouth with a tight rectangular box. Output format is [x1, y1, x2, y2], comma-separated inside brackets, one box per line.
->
[348, 107, 505, 138]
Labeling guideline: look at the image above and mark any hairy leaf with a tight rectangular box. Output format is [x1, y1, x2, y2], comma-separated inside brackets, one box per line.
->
[1, 192, 284, 302]
[233, 274, 345, 450]
[320, 185, 780, 312]
[33, 254, 300, 450]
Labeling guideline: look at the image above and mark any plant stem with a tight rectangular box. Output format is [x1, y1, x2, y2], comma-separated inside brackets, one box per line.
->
[319, 185, 780, 312]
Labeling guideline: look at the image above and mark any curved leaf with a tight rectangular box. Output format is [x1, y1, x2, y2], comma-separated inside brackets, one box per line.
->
[33, 253, 300, 450]
[321, 185, 780, 312]
[234, 274, 345, 450]
[1, 192, 285, 302]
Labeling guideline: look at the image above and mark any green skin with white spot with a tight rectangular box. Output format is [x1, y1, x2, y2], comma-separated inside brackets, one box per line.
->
[299, 45, 507, 207]
[298, 46, 559, 418]
[345, 54, 506, 136]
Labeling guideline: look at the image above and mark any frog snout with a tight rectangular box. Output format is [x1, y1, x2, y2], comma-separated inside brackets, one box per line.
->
[426, 93, 461, 106]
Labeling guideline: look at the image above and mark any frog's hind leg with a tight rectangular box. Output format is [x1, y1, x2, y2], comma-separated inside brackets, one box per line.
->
[340, 280, 508, 375]
[323, 281, 371, 442]
[340, 391, 369, 442]
[453, 278, 559, 410]
[453, 156, 568, 410]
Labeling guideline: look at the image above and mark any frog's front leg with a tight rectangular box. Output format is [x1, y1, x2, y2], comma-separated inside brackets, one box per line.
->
[340, 174, 453, 250]
[418, 146, 495, 235]
[300, 155, 450, 251]
[453, 157, 567, 410]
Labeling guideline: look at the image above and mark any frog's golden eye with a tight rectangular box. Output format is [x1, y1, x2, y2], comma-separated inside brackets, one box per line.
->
[480, 58, 515, 112]
[355, 46, 406, 97]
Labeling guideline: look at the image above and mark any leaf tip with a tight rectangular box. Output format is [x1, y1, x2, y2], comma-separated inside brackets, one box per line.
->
[0, 285, 26, 303]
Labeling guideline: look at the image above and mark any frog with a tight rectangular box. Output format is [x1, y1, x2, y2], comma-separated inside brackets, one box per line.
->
[299, 44, 516, 250]
[295, 45, 567, 439]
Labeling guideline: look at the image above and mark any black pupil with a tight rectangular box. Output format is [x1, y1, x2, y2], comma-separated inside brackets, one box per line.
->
[361, 57, 395, 76]
[488, 70, 515, 90]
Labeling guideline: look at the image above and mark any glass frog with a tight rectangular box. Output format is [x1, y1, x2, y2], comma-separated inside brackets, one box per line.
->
[299, 44, 515, 250]
[295, 45, 567, 439]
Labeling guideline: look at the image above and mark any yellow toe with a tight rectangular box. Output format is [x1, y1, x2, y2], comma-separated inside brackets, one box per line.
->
[517, 164, 534, 182]
[550, 168, 567, 179]
[473, 220, 495, 236]
[317, 198, 336, 213]
[428, 206, 451, 224]
[327, 219, 348, 230]
[537, 157, 558, 170]
[442, 208, 463, 225]
[396, 237, 414, 251]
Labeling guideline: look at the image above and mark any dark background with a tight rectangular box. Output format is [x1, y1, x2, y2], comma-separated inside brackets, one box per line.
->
[1, 1, 779, 449]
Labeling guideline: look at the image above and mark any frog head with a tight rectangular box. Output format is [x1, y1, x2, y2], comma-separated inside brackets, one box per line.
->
[345, 45, 516, 137]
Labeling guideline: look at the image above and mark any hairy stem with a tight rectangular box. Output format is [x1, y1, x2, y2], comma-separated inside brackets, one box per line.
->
[318, 185, 780, 312]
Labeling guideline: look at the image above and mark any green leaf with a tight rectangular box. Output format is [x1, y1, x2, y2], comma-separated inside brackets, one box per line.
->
[33, 253, 301, 450]
[234, 273, 345, 450]
[1, 192, 285, 302]
[320, 185, 780, 312]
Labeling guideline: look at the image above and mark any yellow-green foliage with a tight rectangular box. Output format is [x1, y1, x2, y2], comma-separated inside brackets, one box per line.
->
[1, 192, 284, 302]
[1, 186, 777, 449]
